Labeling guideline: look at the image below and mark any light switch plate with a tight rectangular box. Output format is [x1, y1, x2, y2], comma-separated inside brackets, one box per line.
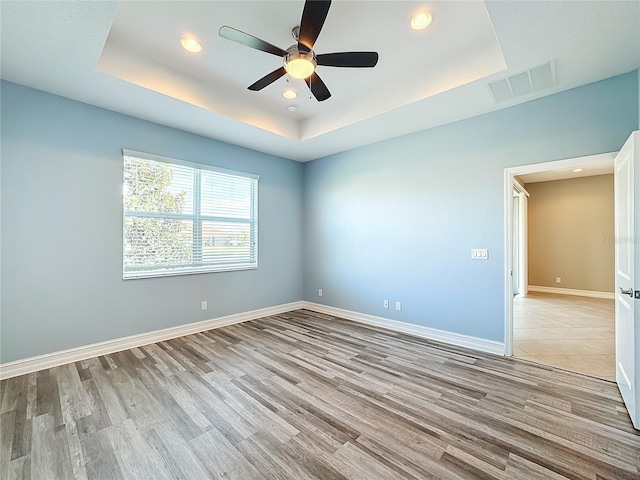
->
[471, 249, 488, 259]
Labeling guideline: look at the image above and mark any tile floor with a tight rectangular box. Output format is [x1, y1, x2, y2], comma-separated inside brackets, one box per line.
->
[513, 291, 615, 380]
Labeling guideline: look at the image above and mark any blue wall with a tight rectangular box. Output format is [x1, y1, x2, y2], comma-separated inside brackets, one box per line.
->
[303, 71, 639, 342]
[0, 81, 304, 363]
[2, 71, 638, 363]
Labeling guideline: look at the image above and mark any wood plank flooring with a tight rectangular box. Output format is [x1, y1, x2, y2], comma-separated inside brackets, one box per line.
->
[1, 309, 638, 480]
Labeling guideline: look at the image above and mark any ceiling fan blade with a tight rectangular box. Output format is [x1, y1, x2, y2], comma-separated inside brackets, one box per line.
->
[298, 0, 331, 51]
[305, 72, 331, 102]
[316, 52, 379, 68]
[248, 67, 287, 91]
[219, 26, 286, 57]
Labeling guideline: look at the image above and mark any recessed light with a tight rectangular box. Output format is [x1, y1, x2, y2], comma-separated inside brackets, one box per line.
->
[572, 168, 584, 173]
[282, 89, 298, 100]
[287, 105, 298, 112]
[410, 10, 434, 30]
[180, 36, 203, 53]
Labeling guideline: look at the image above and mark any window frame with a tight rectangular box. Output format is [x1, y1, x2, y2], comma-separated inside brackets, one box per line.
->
[122, 149, 259, 280]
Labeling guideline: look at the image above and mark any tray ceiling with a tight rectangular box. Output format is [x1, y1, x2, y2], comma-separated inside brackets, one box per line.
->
[1, 1, 639, 161]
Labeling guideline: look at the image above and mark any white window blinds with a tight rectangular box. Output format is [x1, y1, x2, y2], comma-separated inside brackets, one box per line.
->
[122, 150, 258, 279]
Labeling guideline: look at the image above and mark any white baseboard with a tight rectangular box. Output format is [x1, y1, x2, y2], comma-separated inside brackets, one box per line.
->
[301, 302, 505, 356]
[1, 300, 507, 380]
[0, 302, 303, 380]
[528, 285, 614, 300]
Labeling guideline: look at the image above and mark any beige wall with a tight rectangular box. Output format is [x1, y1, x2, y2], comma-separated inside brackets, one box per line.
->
[527, 174, 614, 292]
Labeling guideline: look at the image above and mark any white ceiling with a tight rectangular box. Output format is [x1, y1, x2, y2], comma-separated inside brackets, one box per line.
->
[1, 1, 639, 162]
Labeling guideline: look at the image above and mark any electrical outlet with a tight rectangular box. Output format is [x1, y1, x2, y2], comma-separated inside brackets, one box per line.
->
[383, 300, 389, 309]
[318, 288, 323, 297]
[201, 301, 208, 311]
[395, 301, 402, 311]
[555, 277, 561, 284]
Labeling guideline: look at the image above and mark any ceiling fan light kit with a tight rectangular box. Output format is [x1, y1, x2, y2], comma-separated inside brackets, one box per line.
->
[284, 46, 317, 79]
[218, 0, 378, 102]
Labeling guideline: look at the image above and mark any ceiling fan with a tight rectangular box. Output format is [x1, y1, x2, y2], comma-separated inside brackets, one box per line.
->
[218, 0, 379, 102]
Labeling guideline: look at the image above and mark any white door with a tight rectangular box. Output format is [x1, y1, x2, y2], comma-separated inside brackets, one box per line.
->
[614, 131, 639, 429]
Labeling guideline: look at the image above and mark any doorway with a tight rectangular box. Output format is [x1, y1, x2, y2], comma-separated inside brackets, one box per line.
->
[504, 152, 616, 377]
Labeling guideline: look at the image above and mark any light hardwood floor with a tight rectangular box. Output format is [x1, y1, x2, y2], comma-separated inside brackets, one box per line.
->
[1, 309, 638, 480]
[513, 292, 615, 380]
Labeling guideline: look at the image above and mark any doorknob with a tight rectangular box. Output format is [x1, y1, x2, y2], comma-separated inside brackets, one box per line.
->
[620, 287, 633, 297]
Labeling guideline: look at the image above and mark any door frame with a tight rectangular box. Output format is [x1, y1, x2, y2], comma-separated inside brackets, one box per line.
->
[513, 179, 530, 297]
[503, 152, 617, 356]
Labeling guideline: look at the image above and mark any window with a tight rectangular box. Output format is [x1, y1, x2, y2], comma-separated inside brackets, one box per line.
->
[122, 150, 258, 279]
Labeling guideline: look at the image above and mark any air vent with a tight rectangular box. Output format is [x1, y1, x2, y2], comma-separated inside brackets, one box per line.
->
[488, 60, 557, 103]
